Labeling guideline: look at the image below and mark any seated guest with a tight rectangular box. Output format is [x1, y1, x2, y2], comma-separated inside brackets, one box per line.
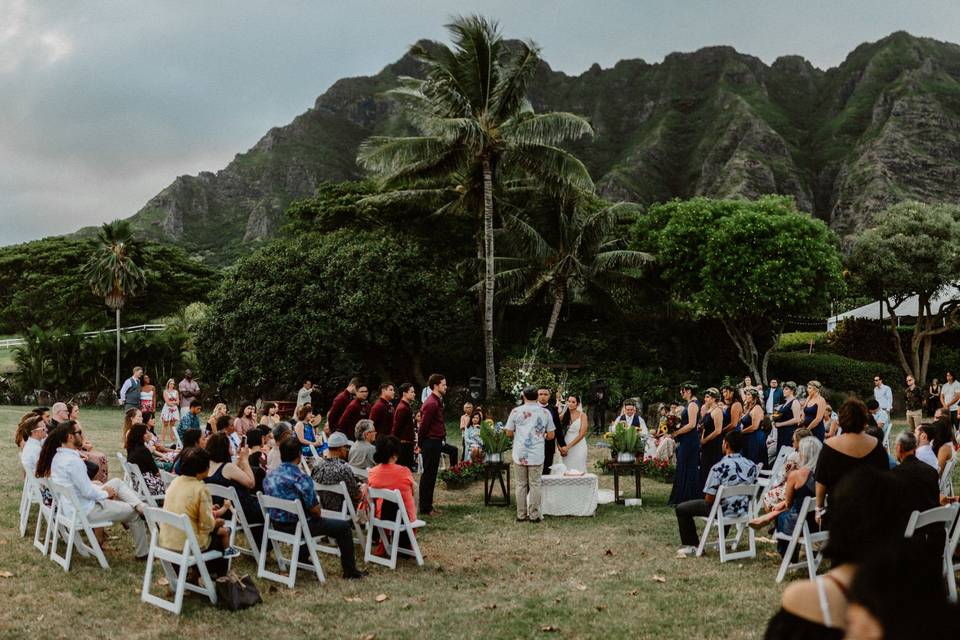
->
[64, 402, 109, 483]
[37, 422, 148, 558]
[463, 410, 484, 461]
[293, 403, 324, 458]
[177, 400, 202, 443]
[258, 402, 280, 429]
[160, 446, 238, 578]
[206, 403, 228, 434]
[125, 423, 167, 497]
[263, 438, 365, 579]
[18, 415, 46, 477]
[765, 467, 909, 638]
[753, 436, 821, 557]
[204, 432, 263, 531]
[348, 419, 377, 470]
[310, 431, 361, 511]
[172, 429, 204, 474]
[245, 428, 268, 493]
[675, 431, 758, 557]
[367, 435, 418, 555]
[122, 407, 142, 449]
[267, 423, 293, 471]
[216, 415, 241, 456]
[915, 424, 941, 470]
[49, 402, 103, 481]
[610, 399, 647, 432]
[815, 399, 888, 527]
[761, 428, 812, 512]
[865, 398, 889, 434]
[891, 430, 951, 556]
[931, 414, 958, 476]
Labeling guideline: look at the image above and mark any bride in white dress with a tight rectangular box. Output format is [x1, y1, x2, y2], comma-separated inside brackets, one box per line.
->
[559, 394, 589, 473]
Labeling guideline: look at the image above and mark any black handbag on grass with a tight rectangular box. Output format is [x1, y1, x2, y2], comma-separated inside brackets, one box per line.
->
[215, 572, 262, 610]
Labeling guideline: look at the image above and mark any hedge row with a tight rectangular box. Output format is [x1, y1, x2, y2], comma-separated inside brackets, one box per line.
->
[768, 352, 901, 401]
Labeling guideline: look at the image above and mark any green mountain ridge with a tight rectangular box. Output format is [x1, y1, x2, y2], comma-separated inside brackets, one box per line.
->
[94, 31, 960, 264]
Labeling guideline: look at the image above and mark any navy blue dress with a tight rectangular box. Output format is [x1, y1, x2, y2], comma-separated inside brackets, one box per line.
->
[699, 408, 723, 488]
[740, 410, 769, 468]
[776, 399, 798, 455]
[669, 399, 702, 505]
[803, 402, 825, 442]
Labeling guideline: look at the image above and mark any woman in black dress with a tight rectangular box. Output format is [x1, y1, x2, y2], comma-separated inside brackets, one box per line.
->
[698, 388, 725, 487]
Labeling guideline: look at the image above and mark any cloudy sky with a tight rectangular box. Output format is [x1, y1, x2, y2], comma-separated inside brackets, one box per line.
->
[3, 0, 959, 246]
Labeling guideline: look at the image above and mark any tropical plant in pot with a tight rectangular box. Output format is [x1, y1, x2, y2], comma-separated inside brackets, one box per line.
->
[479, 419, 511, 463]
[610, 422, 645, 462]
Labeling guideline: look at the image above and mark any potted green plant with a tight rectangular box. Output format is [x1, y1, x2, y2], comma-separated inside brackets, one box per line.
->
[479, 419, 511, 464]
[610, 422, 645, 463]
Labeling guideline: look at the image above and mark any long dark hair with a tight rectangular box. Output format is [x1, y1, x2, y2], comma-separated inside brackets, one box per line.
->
[35, 422, 76, 478]
[560, 395, 582, 428]
[126, 423, 149, 451]
[236, 401, 254, 419]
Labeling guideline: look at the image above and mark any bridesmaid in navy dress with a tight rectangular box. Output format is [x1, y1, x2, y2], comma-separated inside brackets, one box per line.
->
[721, 385, 744, 434]
[802, 380, 828, 442]
[668, 384, 701, 505]
[774, 381, 804, 456]
[740, 389, 768, 467]
[698, 388, 725, 488]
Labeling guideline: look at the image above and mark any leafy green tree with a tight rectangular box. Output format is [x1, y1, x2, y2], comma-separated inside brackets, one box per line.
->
[83, 220, 147, 391]
[493, 197, 650, 344]
[635, 196, 844, 382]
[848, 201, 960, 382]
[357, 15, 594, 399]
[195, 230, 474, 399]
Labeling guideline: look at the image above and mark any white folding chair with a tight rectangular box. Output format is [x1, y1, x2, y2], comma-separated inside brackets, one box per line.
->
[140, 507, 219, 614]
[774, 496, 829, 582]
[117, 452, 130, 484]
[315, 481, 366, 550]
[882, 423, 892, 450]
[696, 484, 759, 562]
[364, 487, 425, 569]
[904, 504, 960, 602]
[206, 484, 261, 566]
[172, 428, 184, 450]
[120, 459, 164, 508]
[350, 466, 369, 481]
[755, 447, 793, 516]
[940, 453, 957, 498]
[19, 475, 42, 537]
[31, 478, 56, 555]
[256, 492, 326, 587]
[159, 469, 177, 489]
[47, 481, 112, 571]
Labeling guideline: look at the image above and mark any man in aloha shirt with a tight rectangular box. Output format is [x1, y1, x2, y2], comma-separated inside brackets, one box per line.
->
[505, 386, 555, 523]
[674, 430, 758, 556]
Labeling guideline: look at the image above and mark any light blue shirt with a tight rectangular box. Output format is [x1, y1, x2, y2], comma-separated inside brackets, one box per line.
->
[874, 384, 893, 412]
[50, 447, 108, 519]
[506, 402, 554, 466]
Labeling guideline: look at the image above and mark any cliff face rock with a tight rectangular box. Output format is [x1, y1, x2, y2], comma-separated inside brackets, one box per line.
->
[113, 31, 960, 263]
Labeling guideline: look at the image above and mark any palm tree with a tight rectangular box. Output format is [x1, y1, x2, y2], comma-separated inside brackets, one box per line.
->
[83, 220, 146, 392]
[490, 198, 651, 345]
[357, 15, 594, 399]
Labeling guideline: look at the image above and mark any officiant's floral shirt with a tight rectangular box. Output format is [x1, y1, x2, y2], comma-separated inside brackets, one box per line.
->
[703, 453, 758, 517]
[505, 403, 555, 466]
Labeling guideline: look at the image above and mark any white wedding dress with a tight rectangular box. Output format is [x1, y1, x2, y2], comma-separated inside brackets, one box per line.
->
[561, 415, 588, 473]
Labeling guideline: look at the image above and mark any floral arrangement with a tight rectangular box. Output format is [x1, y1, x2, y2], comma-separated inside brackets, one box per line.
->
[479, 418, 511, 455]
[594, 457, 675, 482]
[439, 459, 485, 486]
[604, 422, 646, 456]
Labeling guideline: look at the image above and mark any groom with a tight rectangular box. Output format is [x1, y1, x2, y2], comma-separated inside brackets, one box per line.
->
[538, 386, 567, 475]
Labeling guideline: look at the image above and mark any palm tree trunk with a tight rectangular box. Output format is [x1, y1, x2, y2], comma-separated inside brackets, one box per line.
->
[482, 156, 497, 400]
[114, 307, 121, 392]
[544, 286, 566, 345]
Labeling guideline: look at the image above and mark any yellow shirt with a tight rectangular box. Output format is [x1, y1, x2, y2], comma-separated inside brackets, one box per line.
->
[158, 476, 216, 550]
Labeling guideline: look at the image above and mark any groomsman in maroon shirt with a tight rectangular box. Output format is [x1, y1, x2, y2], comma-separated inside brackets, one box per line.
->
[392, 383, 417, 469]
[337, 383, 369, 437]
[369, 383, 395, 437]
[418, 373, 449, 517]
[327, 377, 360, 435]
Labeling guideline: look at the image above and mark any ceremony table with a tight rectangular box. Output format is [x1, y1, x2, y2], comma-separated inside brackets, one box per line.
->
[540, 473, 599, 517]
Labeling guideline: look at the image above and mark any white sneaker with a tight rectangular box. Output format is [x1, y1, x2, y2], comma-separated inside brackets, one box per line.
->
[675, 546, 697, 558]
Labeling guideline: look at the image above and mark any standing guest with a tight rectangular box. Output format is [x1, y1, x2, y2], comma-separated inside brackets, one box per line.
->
[369, 383, 396, 438]
[505, 387, 555, 523]
[119, 366, 144, 412]
[258, 402, 280, 430]
[586, 383, 609, 436]
[927, 377, 943, 416]
[773, 381, 804, 456]
[940, 369, 960, 427]
[699, 389, 725, 489]
[139, 373, 156, 423]
[721, 386, 743, 434]
[206, 403, 227, 434]
[539, 386, 567, 474]
[327, 378, 360, 435]
[739, 389, 768, 467]
[337, 383, 369, 438]
[669, 383, 702, 505]
[296, 380, 313, 410]
[244, 429, 268, 493]
[915, 424, 940, 470]
[263, 438, 365, 579]
[349, 420, 377, 470]
[367, 435, 418, 555]
[814, 399, 889, 527]
[60, 402, 108, 482]
[418, 373, 449, 517]
[872, 374, 893, 413]
[311, 431, 361, 511]
[159, 379, 180, 445]
[204, 432, 263, 532]
[125, 423, 167, 497]
[177, 400, 202, 443]
[675, 431, 758, 556]
[392, 383, 417, 470]
[293, 404, 323, 458]
[37, 422, 148, 558]
[178, 369, 200, 421]
[267, 423, 293, 471]
[764, 379, 783, 415]
[233, 402, 257, 436]
[904, 375, 925, 431]
[801, 380, 828, 441]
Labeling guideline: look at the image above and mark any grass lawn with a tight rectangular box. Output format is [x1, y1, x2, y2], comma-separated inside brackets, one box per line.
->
[7, 405, 921, 639]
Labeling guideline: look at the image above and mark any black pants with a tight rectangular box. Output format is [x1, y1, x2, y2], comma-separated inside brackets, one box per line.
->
[441, 442, 459, 467]
[398, 441, 415, 471]
[277, 517, 357, 576]
[675, 499, 711, 546]
[419, 438, 443, 514]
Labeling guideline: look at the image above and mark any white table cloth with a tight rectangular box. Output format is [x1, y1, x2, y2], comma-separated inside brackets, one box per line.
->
[539, 473, 599, 517]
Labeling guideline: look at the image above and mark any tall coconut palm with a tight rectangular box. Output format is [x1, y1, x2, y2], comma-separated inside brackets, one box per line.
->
[490, 198, 651, 345]
[357, 15, 594, 399]
[83, 220, 146, 392]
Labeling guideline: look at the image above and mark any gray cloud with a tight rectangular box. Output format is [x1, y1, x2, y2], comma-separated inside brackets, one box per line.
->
[3, 0, 960, 245]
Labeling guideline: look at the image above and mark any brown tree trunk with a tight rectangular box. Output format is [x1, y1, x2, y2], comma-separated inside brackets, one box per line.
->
[544, 285, 566, 345]
[482, 156, 497, 400]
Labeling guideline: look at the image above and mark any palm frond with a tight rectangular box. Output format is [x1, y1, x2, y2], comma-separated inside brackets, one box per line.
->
[356, 136, 452, 175]
[491, 40, 541, 120]
[503, 145, 595, 193]
[502, 214, 553, 259]
[501, 112, 594, 147]
[591, 249, 653, 273]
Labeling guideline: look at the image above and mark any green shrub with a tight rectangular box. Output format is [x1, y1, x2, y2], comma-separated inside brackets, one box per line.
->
[768, 352, 899, 399]
[825, 318, 896, 362]
[778, 332, 826, 352]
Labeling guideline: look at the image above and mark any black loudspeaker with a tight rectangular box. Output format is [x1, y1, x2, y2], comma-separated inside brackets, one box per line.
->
[469, 377, 483, 400]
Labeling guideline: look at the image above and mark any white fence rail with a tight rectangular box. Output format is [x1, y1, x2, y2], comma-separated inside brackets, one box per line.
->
[0, 324, 167, 349]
